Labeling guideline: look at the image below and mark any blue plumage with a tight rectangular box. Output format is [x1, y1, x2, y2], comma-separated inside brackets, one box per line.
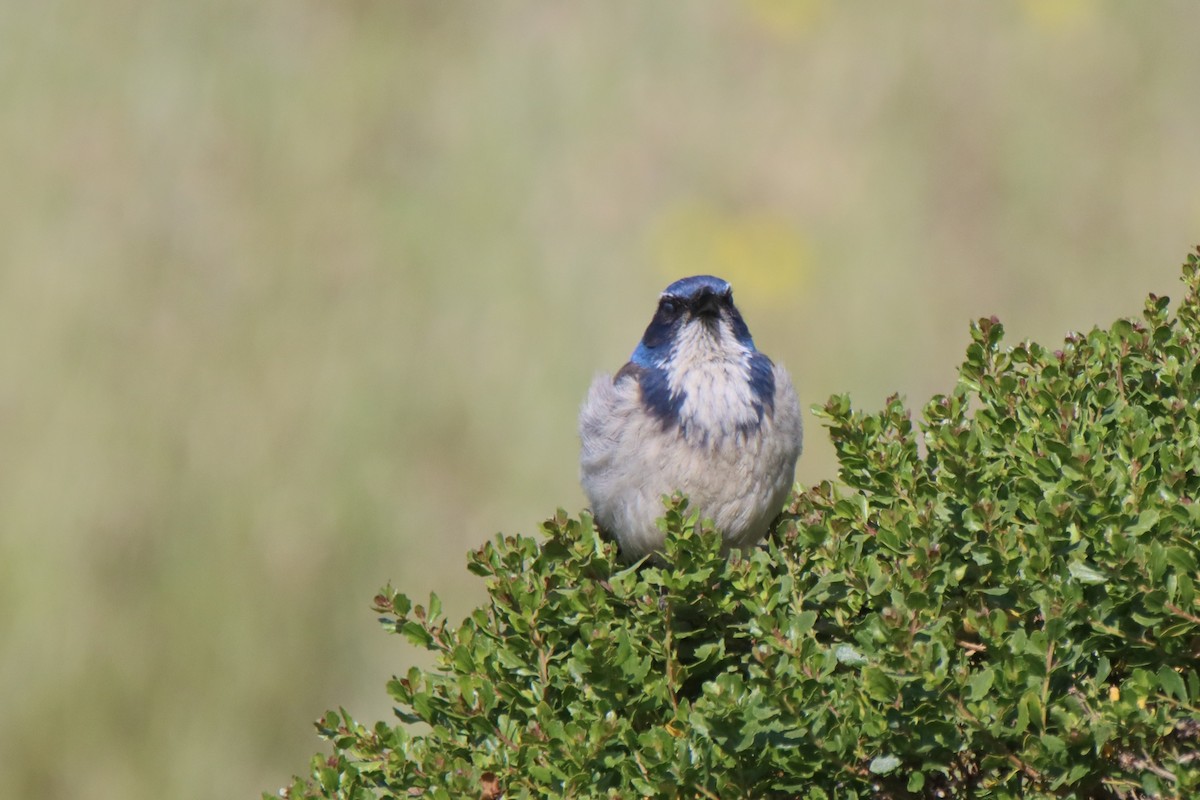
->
[747, 352, 776, 418]
[615, 362, 684, 429]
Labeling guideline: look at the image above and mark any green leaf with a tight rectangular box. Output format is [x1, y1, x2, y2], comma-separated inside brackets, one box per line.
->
[792, 609, 818, 636]
[1127, 510, 1160, 537]
[869, 754, 902, 775]
[1068, 561, 1108, 585]
[1157, 665, 1188, 702]
[967, 668, 995, 700]
[1041, 734, 1066, 754]
[834, 644, 868, 666]
[862, 667, 896, 702]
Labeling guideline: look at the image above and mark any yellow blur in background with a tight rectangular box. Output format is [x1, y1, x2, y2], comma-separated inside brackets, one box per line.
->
[1, 3, 1198, 798]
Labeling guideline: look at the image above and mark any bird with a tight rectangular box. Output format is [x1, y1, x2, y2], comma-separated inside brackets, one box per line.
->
[579, 275, 804, 561]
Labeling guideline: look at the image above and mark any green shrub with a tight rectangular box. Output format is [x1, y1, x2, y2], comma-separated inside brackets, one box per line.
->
[273, 252, 1200, 800]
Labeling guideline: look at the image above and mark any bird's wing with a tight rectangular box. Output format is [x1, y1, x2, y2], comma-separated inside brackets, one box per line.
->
[613, 361, 644, 384]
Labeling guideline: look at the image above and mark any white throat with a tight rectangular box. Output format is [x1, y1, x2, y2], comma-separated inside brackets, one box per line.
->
[666, 321, 762, 438]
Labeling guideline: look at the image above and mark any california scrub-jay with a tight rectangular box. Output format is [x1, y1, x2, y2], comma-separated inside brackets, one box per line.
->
[580, 275, 803, 561]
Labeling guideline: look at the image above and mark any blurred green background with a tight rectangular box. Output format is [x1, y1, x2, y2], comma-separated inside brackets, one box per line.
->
[2, 2, 1199, 797]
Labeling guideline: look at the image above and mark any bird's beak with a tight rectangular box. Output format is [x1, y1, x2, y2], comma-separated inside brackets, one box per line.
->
[692, 290, 722, 319]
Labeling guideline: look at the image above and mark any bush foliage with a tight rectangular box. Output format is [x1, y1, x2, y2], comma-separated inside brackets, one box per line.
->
[275, 253, 1200, 799]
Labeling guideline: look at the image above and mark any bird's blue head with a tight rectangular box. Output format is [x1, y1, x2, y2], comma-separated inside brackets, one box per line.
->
[626, 275, 775, 432]
[629, 275, 757, 368]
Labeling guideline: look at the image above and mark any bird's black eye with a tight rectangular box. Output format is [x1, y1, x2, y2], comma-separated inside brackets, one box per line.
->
[659, 298, 680, 315]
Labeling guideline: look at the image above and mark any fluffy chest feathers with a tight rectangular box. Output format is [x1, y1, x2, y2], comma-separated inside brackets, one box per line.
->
[636, 321, 776, 442]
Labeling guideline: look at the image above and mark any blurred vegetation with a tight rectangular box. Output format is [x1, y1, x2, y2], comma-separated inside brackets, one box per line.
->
[279, 254, 1200, 799]
[1, 2, 1198, 799]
